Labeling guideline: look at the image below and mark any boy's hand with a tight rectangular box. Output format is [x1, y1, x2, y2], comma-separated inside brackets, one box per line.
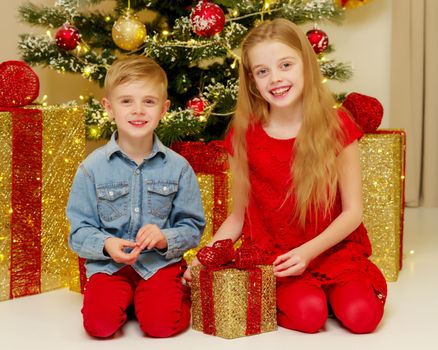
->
[104, 237, 140, 265]
[136, 224, 168, 250]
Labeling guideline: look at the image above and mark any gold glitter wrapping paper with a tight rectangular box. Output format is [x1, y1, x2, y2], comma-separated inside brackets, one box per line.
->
[359, 131, 405, 282]
[0, 112, 12, 301]
[40, 106, 85, 293]
[191, 265, 277, 339]
[184, 173, 233, 263]
[0, 106, 85, 301]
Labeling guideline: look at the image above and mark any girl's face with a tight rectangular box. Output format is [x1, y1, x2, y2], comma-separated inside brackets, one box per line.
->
[248, 40, 304, 111]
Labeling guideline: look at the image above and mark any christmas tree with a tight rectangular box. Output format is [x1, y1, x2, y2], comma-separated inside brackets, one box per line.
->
[18, 0, 362, 144]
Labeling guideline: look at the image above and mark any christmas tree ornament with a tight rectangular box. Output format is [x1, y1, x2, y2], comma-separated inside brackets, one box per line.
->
[186, 96, 209, 116]
[342, 92, 383, 132]
[55, 23, 81, 51]
[337, 0, 371, 9]
[306, 28, 329, 54]
[112, 10, 147, 51]
[190, 1, 226, 37]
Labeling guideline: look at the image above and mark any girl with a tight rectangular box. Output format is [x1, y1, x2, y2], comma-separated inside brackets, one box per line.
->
[185, 18, 387, 334]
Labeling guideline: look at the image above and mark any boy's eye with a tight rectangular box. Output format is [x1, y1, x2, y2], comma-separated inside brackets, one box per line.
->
[144, 99, 157, 106]
[121, 99, 132, 104]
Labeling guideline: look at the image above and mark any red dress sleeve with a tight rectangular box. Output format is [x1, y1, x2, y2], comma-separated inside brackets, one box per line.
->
[223, 128, 234, 156]
[338, 109, 364, 147]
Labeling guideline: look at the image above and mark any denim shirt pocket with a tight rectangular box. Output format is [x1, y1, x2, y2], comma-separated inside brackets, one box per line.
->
[96, 182, 129, 222]
[146, 181, 178, 219]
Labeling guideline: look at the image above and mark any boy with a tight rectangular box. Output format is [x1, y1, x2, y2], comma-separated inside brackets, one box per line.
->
[67, 56, 205, 338]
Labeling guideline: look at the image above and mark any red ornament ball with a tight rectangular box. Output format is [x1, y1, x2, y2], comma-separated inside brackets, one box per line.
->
[306, 28, 329, 54]
[190, 1, 225, 37]
[0, 61, 40, 107]
[186, 96, 209, 116]
[342, 92, 384, 132]
[55, 24, 81, 51]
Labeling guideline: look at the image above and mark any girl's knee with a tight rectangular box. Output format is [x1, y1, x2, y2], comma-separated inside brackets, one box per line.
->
[330, 280, 384, 334]
[337, 298, 384, 334]
[277, 287, 328, 333]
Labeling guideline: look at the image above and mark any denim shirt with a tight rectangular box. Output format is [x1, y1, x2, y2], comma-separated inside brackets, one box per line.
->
[66, 132, 205, 280]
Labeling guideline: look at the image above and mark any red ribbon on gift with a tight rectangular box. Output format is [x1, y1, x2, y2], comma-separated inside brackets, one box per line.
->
[197, 239, 268, 336]
[0, 61, 42, 299]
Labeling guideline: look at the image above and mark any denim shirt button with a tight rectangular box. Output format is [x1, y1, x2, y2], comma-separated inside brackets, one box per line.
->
[163, 186, 168, 191]
[134, 207, 140, 213]
[135, 169, 140, 175]
[109, 191, 114, 197]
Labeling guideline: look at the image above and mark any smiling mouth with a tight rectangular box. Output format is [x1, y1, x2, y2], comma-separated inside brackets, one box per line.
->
[129, 120, 148, 126]
[270, 86, 291, 97]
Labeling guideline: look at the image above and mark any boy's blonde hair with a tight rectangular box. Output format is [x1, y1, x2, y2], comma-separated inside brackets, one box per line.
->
[104, 55, 168, 98]
[230, 18, 344, 226]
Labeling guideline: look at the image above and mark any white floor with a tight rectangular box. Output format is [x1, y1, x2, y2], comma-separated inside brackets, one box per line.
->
[1, 207, 437, 350]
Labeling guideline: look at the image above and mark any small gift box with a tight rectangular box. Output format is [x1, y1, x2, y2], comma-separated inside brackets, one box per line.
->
[191, 240, 277, 339]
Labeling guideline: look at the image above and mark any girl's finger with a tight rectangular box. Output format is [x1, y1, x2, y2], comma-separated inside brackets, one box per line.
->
[273, 259, 295, 272]
[273, 253, 289, 265]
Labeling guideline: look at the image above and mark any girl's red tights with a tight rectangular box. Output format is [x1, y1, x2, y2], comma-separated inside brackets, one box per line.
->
[277, 278, 384, 334]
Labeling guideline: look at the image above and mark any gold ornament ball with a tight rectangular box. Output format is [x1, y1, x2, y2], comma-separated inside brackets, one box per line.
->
[112, 14, 147, 51]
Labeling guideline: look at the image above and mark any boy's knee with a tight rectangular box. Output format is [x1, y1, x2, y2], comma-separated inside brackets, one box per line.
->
[82, 305, 127, 338]
[139, 314, 190, 338]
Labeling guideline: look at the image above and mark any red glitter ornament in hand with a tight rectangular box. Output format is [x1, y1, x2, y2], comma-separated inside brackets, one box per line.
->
[342, 92, 384, 132]
[0, 61, 39, 107]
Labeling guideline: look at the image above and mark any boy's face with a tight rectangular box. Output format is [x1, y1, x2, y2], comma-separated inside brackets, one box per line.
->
[102, 79, 170, 142]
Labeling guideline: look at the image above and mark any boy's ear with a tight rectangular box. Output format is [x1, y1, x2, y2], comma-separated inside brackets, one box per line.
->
[101, 97, 114, 120]
[160, 99, 171, 119]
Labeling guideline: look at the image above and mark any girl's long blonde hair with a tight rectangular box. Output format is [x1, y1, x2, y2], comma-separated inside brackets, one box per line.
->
[230, 18, 344, 226]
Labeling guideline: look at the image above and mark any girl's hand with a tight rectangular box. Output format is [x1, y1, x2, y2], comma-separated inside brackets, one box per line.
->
[136, 224, 168, 250]
[273, 246, 313, 277]
[104, 237, 140, 265]
[182, 257, 201, 286]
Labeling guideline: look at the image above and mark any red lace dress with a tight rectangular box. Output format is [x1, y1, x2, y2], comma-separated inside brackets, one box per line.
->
[224, 111, 387, 302]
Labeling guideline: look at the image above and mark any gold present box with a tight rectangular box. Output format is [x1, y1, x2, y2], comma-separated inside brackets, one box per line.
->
[359, 130, 405, 281]
[0, 106, 85, 301]
[191, 264, 277, 339]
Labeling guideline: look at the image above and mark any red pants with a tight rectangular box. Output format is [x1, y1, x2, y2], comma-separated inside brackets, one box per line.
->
[277, 278, 384, 334]
[82, 262, 190, 338]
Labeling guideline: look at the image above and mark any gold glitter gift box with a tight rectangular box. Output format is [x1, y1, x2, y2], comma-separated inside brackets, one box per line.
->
[0, 106, 85, 301]
[359, 130, 406, 282]
[191, 264, 277, 339]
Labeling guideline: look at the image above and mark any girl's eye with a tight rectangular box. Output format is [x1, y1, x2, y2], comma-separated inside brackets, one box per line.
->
[256, 69, 268, 77]
[121, 99, 132, 104]
[144, 99, 156, 105]
[281, 62, 292, 70]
